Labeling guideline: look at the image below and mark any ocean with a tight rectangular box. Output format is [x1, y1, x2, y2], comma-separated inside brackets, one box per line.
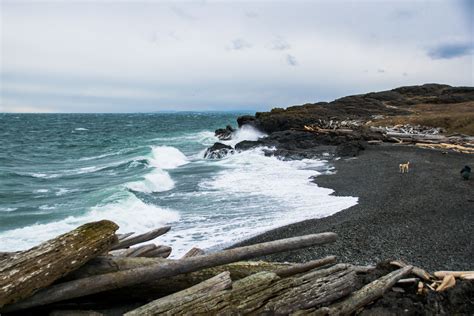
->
[0, 113, 357, 256]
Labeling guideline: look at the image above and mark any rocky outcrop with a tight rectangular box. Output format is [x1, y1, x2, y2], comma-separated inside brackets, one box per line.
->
[204, 142, 234, 159]
[245, 84, 474, 134]
[215, 125, 235, 141]
[208, 84, 474, 160]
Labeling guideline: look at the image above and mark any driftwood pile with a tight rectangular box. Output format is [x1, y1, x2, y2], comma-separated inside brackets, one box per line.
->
[0, 220, 471, 315]
[302, 121, 474, 154]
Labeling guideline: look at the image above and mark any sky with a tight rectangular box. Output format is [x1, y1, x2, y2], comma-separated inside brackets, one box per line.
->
[0, 0, 473, 113]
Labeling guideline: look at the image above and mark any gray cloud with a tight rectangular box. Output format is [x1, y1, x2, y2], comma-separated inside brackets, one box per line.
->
[428, 42, 473, 59]
[229, 38, 252, 50]
[270, 37, 290, 51]
[377, 69, 385, 73]
[286, 54, 298, 66]
[244, 11, 258, 18]
[170, 6, 197, 20]
[1, 1, 472, 112]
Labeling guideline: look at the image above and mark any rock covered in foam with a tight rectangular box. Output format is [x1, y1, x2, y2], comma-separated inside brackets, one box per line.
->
[204, 142, 234, 159]
[215, 125, 235, 141]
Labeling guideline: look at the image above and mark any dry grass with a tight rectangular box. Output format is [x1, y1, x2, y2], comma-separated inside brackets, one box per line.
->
[371, 102, 474, 135]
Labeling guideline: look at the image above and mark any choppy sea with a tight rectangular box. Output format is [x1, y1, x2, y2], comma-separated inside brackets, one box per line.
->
[0, 113, 357, 256]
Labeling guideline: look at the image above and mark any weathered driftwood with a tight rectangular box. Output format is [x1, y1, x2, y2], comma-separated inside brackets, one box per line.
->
[126, 263, 355, 315]
[314, 265, 413, 315]
[144, 246, 172, 258]
[116, 232, 134, 241]
[109, 244, 172, 258]
[275, 256, 336, 278]
[2, 232, 337, 312]
[182, 247, 205, 258]
[434, 270, 474, 279]
[390, 260, 432, 281]
[416, 143, 474, 153]
[436, 274, 456, 292]
[107, 257, 337, 301]
[0, 252, 16, 262]
[111, 227, 171, 250]
[397, 277, 419, 284]
[125, 272, 232, 316]
[62, 259, 292, 301]
[0, 220, 119, 308]
[353, 265, 376, 274]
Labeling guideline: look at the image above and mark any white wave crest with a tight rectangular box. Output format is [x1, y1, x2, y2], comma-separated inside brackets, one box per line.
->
[126, 169, 175, 193]
[0, 194, 180, 252]
[223, 125, 267, 147]
[74, 127, 88, 131]
[0, 207, 17, 212]
[29, 173, 60, 179]
[148, 146, 188, 169]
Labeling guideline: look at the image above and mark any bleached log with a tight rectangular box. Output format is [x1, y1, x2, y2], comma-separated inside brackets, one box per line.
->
[397, 277, 419, 284]
[315, 266, 413, 316]
[390, 260, 432, 281]
[111, 227, 171, 250]
[436, 274, 456, 292]
[182, 247, 205, 258]
[0, 220, 119, 308]
[125, 272, 232, 316]
[434, 270, 474, 279]
[2, 232, 337, 312]
[353, 265, 376, 273]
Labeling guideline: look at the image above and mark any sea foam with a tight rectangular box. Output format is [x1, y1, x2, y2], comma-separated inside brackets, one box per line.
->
[0, 194, 180, 251]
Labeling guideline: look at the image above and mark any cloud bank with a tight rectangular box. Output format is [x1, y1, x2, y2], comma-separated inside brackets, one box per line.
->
[1, 1, 472, 113]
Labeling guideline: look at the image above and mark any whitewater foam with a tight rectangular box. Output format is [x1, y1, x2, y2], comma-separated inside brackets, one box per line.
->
[126, 169, 175, 193]
[0, 194, 180, 251]
[223, 124, 267, 147]
[148, 146, 189, 169]
[156, 147, 358, 257]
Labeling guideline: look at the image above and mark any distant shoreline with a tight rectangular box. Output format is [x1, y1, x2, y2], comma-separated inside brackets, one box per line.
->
[236, 144, 474, 271]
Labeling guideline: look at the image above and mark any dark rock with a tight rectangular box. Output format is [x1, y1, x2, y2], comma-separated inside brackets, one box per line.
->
[235, 140, 262, 151]
[237, 116, 261, 129]
[215, 125, 235, 141]
[204, 142, 234, 159]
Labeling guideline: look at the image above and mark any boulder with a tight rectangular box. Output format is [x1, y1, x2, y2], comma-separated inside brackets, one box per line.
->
[204, 143, 234, 159]
[215, 125, 235, 141]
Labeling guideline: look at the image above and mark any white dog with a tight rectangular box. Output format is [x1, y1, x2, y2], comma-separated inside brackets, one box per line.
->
[399, 161, 410, 173]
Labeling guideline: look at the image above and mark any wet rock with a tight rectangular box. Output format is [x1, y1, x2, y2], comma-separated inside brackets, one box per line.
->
[215, 125, 235, 141]
[204, 142, 234, 159]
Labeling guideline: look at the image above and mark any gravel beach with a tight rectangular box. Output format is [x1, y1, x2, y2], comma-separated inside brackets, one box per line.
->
[238, 145, 474, 271]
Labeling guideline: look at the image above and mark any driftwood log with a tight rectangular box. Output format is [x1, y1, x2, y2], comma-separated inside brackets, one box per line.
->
[125, 272, 233, 316]
[2, 232, 337, 312]
[314, 265, 413, 315]
[182, 247, 205, 258]
[63, 256, 336, 301]
[126, 263, 355, 315]
[0, 220, 118, 308]
[109, 244, 172, 258]
[111, 227, 171, 250]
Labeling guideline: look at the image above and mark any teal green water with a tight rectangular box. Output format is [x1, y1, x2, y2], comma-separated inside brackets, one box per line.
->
[0, 113, 357, 256]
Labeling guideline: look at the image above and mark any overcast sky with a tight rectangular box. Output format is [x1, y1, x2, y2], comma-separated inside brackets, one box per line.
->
[1, 0, 473, 113]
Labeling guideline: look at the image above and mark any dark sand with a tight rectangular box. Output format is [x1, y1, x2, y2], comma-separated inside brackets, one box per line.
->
[238, 145, 474, 271]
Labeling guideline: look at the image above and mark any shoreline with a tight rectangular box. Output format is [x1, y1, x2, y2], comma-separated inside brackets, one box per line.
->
[236, 144, 474, 271]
